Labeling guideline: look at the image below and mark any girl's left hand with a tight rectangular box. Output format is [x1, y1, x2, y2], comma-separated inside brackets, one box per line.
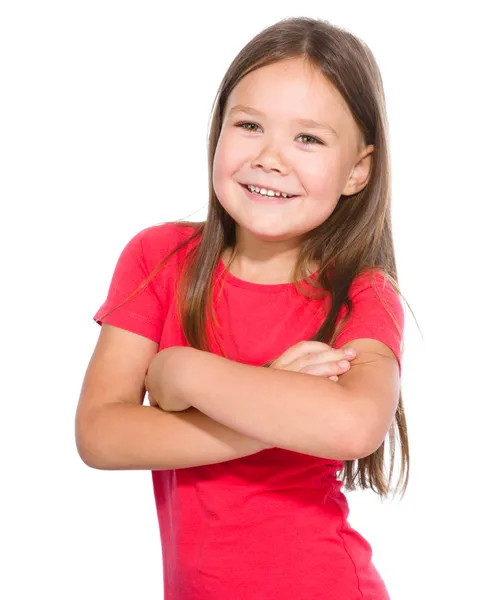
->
[145, 348, 192, 412]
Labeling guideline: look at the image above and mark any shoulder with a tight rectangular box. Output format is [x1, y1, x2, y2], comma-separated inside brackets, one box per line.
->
[349, 268, 396, 296]
[338, 268, 404, 330]
[349, 269, 401, 309]
[126, 221, 203, 266]
[135, 221, 202, 252]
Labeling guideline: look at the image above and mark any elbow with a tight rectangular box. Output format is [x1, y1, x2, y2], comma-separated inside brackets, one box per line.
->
[75, 410, 109, 470]
[336, 394, 386, 461]
[313, 431, 368, 462]
[347, 430, 384, 461]
[330, 404, 372, 462]
[336, 438, 369, 462]
[331, 414, 377, 462]
[76, 431, 106, 470]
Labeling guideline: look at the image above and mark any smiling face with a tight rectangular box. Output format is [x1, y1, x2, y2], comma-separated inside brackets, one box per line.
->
[212, 58, 374, 269]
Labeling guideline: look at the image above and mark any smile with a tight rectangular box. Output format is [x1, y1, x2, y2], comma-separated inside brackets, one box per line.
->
[240, 183, 299, 204]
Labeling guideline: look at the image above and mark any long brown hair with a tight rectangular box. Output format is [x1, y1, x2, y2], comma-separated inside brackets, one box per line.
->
[98, 17, 419, 501]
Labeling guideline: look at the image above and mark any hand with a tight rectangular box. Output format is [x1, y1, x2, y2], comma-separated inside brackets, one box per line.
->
[145, 347, 193, 412]
[146, 377, 192, 412]
[269, 340, 357, 381]
[147, 390, 170, 409]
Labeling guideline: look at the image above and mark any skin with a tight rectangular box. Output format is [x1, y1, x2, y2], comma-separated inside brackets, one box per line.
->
[212, 57, 375, 284]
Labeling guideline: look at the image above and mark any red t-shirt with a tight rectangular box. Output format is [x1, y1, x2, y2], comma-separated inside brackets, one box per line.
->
[94, 222, 404, 600]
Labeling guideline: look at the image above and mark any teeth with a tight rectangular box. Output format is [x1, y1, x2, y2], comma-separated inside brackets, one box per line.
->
[247, 184, 294, 198]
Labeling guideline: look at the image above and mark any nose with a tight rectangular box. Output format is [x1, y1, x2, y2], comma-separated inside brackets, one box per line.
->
[250, 143, 290, 175]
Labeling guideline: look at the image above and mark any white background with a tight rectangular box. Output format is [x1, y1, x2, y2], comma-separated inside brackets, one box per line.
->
[1, 1, 481, 599]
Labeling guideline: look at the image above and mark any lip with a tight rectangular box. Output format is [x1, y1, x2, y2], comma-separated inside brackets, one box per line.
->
[241, 182, 296, 196]
[239, 183, 298, 204]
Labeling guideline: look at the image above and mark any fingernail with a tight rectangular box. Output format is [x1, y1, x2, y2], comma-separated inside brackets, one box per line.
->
[344, 348, 356, 356]
[338, 360, 350, 368]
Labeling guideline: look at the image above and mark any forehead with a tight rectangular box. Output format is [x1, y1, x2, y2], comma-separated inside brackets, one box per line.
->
[225, 59, 354, 132]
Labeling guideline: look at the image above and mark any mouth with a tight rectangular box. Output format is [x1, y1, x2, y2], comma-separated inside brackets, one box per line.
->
[239, 183, 300, 202]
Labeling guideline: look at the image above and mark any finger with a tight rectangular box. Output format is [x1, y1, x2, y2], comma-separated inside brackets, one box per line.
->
[290, 348, 354, 372]
[299, 359, 351, 376]
[304, 347, 357, 364]
[274, 341, 333, 368]
[297, 341, 333, 352]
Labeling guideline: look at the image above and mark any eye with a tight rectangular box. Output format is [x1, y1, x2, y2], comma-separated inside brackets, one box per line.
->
[235, 121, 262, 133]
[296, 134, 323, 146]
[235, 122, 324, 146]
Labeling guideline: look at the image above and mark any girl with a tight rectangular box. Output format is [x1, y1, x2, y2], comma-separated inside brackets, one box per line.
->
[76, 16, 409, 600]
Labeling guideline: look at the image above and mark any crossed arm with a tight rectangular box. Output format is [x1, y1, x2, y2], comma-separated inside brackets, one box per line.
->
[145, 343, 400, 461]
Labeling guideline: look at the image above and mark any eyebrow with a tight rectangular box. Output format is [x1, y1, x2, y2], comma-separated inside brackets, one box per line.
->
[228, 104, 339, 138]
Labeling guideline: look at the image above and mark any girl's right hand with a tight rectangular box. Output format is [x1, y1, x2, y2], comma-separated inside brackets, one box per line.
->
[269, 341, 357, 382]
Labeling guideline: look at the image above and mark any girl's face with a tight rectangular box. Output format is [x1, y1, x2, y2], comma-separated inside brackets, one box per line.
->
[213, 58, 373, 253]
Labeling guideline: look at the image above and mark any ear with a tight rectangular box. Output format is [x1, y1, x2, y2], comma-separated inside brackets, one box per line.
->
[341, 144, 375, 196]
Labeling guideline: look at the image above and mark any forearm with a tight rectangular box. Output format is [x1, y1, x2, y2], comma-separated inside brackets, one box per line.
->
[81, 403, 270, 471]
[173, 347, 359, 460]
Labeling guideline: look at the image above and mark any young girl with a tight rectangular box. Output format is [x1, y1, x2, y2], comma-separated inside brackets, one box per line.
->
[76, 16, 409, 600]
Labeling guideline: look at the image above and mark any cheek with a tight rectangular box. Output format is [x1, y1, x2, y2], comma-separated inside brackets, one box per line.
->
[213, 134, 249, 201]
[299, 155, 344, 196]
[213, 146, 235, 206]
[212, 151, 227, 199]
[213, 135, 238, 180]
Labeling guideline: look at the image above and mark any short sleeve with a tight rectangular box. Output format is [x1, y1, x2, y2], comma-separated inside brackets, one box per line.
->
[93, 227, 168, 343]
[333, 272, 405, 375]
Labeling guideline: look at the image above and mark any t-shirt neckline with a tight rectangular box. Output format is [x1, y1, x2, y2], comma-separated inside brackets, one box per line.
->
[216, 257, 321, 294]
